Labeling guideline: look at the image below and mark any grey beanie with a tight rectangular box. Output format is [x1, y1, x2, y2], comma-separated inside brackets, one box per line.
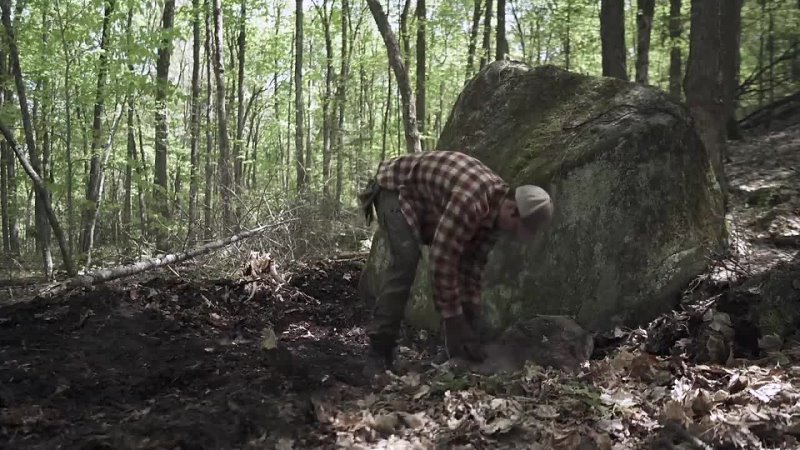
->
[515, 185, 553, 231]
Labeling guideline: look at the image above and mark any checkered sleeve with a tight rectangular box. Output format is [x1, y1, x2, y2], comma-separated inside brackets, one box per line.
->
[459, 235, 496, 307]
[428, 193, 482, 319]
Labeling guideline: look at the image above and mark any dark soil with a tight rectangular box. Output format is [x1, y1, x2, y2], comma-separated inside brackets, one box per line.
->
[0, 257, 425, 450]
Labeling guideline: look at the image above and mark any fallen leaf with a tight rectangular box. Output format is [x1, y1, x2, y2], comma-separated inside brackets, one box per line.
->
[372, 413, 399, 435]
[398, 411, 426, 429]
[275, 438, 294, 450]
[412, 384, 431, 400]
[261, 327, 278, 350]
[750, 382, 782, 403]
[662, 400, 690, 426]
[533, 404, 560, 419]
[691, 390, 713, 417]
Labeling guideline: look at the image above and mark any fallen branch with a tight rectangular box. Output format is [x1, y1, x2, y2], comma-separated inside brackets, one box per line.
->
[67, 221, 293, 288]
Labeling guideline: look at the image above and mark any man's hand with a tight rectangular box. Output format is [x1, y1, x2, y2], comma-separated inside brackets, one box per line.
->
[443, 315, 486, 362]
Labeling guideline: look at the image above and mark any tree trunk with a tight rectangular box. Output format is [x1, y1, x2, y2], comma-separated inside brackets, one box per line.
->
[480, 0, 493, 69]
[0, 2, 73, 275]
[415, 0, 426, 150]
[334, 0, 351, 211]
[319, 0, 334, 201]
[204, 0, 214, 239]
[496, 0, 507, 60]
[81, 0, 114, 255]
[381, 68, 392, 160]
[188, 0, 202, 242]
[212, 0, 233, 228]
[668, 0, 682, 98]
[465, 0, 483, 81]
[123, 98, 134, 229]
[635, 0, 655, 84]
[721, 0, 743, 140]
[154, 0, 176, 242]
[294, 0, 306, 193]
[684, 0, 727, 198]
[600, 0, 628, 80]
[0, 50, 17, 255]
[366, 0, 422, 154]
[400, 0, 411, 65]
[234, 0, 246, 203]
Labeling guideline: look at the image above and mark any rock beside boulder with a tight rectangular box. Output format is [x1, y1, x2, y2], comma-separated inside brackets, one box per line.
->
[449, 315, 594, 375]
[361, 60, 727, 334]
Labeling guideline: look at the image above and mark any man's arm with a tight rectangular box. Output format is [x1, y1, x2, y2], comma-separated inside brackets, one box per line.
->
[459, 234, 496, 307]
[428, 193, 482, 319]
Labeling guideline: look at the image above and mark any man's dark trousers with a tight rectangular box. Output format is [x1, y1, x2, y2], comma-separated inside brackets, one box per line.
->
[359, 188, 420, 352]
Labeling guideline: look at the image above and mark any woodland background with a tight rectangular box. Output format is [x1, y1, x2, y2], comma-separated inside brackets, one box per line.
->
[0, 0, 798, 277]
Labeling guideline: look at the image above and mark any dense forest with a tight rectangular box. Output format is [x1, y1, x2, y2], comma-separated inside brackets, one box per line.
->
[0, 0, 798, 277]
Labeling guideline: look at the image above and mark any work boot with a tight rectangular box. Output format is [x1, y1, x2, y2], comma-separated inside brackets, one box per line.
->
[362, 339, 396, 379]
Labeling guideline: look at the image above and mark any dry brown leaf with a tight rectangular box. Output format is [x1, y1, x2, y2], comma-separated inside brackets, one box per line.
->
[663, 400, 691, 426]
[372, 412, 400, 435]
[533, 404, 560, 419]
[691, 390, 713, 417]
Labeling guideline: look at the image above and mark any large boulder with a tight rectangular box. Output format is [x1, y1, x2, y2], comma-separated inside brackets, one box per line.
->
[360, 61, 727, 333]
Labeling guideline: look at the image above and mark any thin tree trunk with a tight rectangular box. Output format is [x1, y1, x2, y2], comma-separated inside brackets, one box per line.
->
[415, 0, 426, 150]
[366, 0, 422, 154]
[684, 0, 727, 197]
[81, 0, 115, 255]
[563, 0, 572, 71]
[234, 0, 246, 204]
[0, 50, 16, 255]
[188, 0, 202, 242]
[400, 0, 411, 65]
[509, 0, 525, 61]
[635, 0, 654, 84]
[721, 0, 743, 140]
[0, 4, 73, 275]
[480, 0, 493, 68]
[465, 0, 483, 80]
[213, 0, 233, 228]
[204, 0, 214, 239]
[334, 0, 350, 210]
[668, 0, 682, 98]
[381, 68, 392, 161]
[154, 0, 176, 244]
[123, 98, 135, 228]
[318, 0, 333, 201]
[0, 102, 7, 252]
[54, 5, 75, 252]
[600, 0, 628, 80]
[496, 0, 507, 60]
[294, 0, 306, 193]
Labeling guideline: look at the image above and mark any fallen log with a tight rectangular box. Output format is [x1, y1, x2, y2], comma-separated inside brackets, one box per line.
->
[63, 221, 293, 289]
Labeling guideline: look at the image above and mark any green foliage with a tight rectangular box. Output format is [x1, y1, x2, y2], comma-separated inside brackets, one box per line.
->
[1, 0, 798, 265]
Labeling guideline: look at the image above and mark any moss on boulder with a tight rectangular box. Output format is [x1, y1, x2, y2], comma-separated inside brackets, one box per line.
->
[361, 61, 727, 333]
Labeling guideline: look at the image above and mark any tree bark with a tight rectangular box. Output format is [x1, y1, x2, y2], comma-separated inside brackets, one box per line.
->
[400, 0, 411, 65]
[465, 0, 483, 81]
[81, 0, 115, 255]
[415, 0, 426, 150]
[234, 0, 246, 201]
[635, 0, 655, 84]
[366, 0, 422, 154]
[721, 0, 744, 140]
[0, 1, 67, 276]
[668, 0, 682, 98]
[684, 0, 727, 198]
[188, 0, 202, 242]
[204, 0, 214, 239]
[600, 0, 628, 80]
[480, 0, 493, 69]
[496, 0, 507, 60]
[294, 0, 307, 193]
[0, 50, 17, 255]
[212, 0, 233, 228]
[154, 0, 176, 240]
[318, 0, 334, 201]
[333, 0, 349, 210]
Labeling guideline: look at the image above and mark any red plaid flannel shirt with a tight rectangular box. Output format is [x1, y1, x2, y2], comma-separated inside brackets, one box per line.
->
[375, 151, 509, 318]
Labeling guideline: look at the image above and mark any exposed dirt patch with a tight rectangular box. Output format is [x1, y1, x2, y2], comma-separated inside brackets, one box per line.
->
[0, 257, 426, 449]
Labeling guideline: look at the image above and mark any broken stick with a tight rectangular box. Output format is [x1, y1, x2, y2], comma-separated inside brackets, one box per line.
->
[68, 221, 293, 288]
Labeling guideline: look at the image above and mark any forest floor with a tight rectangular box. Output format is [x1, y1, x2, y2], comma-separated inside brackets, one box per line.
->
[1, 123, 800, 450]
